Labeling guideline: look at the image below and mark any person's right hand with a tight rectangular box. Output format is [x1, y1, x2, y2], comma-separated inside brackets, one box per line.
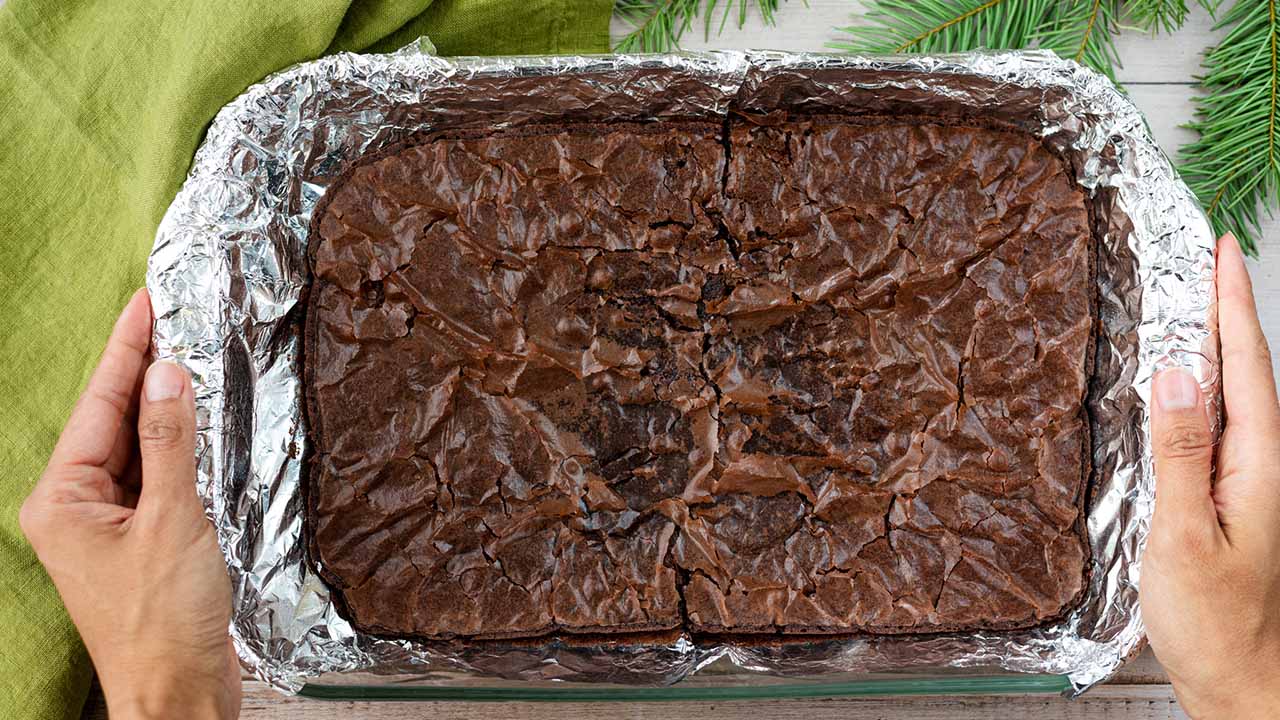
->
[1141, 233, 1280, 718]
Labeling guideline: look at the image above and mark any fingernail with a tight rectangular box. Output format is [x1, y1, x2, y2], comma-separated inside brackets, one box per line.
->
[1155, 368, 1200, 411]
[145, 361, 188, 402]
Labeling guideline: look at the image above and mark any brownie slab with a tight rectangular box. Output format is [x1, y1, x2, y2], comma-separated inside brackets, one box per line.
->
[690, 119, 1093, 633]
[305, 117, 1093, 640]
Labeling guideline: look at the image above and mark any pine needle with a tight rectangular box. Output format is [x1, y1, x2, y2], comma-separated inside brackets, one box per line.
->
[1178, 0, 1280, 256]
[1126, 0, 1221, 33]
[1034, 0, 1124, 80]
[830, 0, 1058, 55]
[832, 0, 1221, 80]
[832, 0, 1132, 78]
[1126, 0, 1190, 33]
[614, 0, 789, 53]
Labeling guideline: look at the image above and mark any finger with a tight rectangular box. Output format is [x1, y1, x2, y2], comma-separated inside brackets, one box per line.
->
[1216, 233, 1280, 435]
[49, 288, 151, 473]
[135, 361, 201, 517]
[1149, 368, 1222, 550]
[1213, 233, 1280, 538]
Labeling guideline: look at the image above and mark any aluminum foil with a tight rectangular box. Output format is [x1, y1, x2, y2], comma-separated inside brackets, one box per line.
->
[146, 46, 1218, 696]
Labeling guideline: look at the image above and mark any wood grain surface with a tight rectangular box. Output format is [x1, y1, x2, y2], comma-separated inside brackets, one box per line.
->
[78, 1, 1279, 717]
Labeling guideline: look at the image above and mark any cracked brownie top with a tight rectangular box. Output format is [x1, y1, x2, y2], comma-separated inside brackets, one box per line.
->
[304, 117, 1093, 640]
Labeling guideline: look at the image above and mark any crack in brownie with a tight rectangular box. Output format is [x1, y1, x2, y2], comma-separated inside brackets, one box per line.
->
[304, 117, 1093, 640]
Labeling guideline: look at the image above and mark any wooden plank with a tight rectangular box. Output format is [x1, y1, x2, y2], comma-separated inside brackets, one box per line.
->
[1112, 648, 1169, 685]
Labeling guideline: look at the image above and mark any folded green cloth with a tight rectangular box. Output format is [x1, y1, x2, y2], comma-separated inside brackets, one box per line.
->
[0, 1, 611, 718]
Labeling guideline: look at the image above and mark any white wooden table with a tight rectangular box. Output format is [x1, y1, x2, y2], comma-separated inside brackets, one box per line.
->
[82, 2, 1280, 718]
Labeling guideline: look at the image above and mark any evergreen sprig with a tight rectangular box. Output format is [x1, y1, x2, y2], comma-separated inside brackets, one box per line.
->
[1128, 0, 1194, 33]
[1034, 1, 1124, 79]
[614, 0, 787, 53]
[832, 1, 1223, 81]
[831, 0, 1185, 79]
[831, 1, 1056, 57]
[1178, 0, 1280, 256]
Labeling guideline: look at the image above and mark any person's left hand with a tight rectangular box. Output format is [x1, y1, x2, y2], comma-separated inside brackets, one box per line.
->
[19, 289, 240, 720]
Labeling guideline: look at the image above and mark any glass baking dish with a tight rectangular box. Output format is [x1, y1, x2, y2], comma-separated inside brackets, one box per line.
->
[149, 45, 1215, 699]
[298, 663, 1070, 701]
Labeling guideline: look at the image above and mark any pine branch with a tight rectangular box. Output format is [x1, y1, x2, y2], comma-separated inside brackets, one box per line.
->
[1126, 0, 1221, 33]
[832, 0, 1134, 78]
[833, 0, 1225, 80]
[1034, 0, 1124, 80]
[831, 0, 1058, 55]
[1127, 0, 1187, 33]
[614, 0, 787, 53]
[1178, 0, 1280, 256]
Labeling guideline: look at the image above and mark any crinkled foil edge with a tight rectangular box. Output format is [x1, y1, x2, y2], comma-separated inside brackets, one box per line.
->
[146, 47, 1218, 696]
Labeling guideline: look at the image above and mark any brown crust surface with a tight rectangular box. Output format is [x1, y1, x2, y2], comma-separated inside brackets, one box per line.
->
[303, 116, 1095, 642]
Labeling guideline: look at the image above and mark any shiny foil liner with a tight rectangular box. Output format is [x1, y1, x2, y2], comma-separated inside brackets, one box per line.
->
[146, 46, 1218, 695]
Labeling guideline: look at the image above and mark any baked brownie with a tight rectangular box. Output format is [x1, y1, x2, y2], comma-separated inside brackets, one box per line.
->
[689, 118, 1093, 633]
[304, 117, 1093, 640]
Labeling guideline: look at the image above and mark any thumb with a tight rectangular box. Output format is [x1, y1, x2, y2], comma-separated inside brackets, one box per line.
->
[136, 361, 200, 516]
[1149, 367, 1220, 548]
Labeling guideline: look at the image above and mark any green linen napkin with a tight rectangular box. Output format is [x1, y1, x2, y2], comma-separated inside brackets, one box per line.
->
[0, 1, 611, 718]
